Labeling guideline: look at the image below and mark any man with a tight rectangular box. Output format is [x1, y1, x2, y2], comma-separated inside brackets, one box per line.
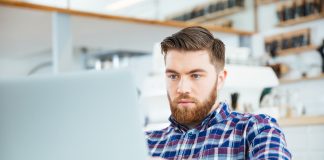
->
[146, 26, 291, 159]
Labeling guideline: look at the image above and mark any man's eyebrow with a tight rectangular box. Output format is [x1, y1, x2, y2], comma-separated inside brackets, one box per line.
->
[187, 69, 207, 74]
[165, 69, 207, 74]
[165, 69, 179, 74]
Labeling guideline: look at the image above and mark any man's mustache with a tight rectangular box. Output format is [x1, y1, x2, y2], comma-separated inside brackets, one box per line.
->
[173, 94, 198, 104]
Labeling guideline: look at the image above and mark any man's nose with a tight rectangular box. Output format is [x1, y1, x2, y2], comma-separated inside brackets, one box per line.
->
[176, 78, 191, 94]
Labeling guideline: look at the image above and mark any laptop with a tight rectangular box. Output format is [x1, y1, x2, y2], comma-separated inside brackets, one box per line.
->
[0, 70, 149, 160]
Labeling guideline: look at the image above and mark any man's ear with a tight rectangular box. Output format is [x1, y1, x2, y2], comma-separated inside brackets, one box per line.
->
[217, 69, 227, 91]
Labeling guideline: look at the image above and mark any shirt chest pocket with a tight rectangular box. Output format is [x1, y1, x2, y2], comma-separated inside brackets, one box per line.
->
[197, 135, 246, 159]
[199, 144, 246, 159]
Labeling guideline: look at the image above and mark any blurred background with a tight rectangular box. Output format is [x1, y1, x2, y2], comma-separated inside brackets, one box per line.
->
[1, 0, 324, 159]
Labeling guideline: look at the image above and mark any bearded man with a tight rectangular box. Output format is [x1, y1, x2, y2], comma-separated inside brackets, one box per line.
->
[146, 26, 291, 160]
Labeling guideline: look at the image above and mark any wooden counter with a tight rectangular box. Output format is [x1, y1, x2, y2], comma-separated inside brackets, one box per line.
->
[280, 74, 324, 84]
[278, 116, 324, 127]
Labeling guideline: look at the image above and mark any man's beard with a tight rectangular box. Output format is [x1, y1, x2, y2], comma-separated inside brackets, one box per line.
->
[167, 82, 217, 126]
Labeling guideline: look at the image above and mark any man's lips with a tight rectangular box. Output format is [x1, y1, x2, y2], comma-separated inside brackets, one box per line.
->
[178, 99, 194, 104]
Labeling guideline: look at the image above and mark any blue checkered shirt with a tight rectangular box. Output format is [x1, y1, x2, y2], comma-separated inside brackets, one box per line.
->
[146, 102, 291, 159]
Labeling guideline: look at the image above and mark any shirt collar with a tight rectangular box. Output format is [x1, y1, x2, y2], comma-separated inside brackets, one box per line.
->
[169, 102, 231, 132]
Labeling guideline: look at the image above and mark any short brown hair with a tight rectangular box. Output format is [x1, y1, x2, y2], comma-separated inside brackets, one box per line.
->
[161, 26, 225, 71]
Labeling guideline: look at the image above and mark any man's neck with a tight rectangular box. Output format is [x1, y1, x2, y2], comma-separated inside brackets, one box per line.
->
[209, 101, 220, 114]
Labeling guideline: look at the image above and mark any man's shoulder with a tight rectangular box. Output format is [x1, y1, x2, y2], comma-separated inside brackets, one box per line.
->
[229, 111, 278, 126]
[227, 112, 291, 159]
[227, 112, 283, 139]
[225, 111, 280, 135]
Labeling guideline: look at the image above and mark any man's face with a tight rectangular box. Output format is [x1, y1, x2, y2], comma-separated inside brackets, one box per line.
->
[165, 49, 225, 126]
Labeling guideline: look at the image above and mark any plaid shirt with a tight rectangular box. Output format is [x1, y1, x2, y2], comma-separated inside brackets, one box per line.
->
[146, 102, 291, 159]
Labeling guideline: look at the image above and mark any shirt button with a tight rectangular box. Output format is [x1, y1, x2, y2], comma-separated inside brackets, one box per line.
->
[188, 132, 194, 138]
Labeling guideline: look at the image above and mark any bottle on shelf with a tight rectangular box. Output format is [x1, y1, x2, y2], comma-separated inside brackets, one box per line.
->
[281, 33, 291, 50]
[295, 0, 305, 18]
[284, 1, 295, 21]
[317, 40, 324, 73]
[276, 4, 284, 22]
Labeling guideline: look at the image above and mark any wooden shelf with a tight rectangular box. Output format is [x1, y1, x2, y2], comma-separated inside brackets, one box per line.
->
[280, 74, 324, 84]
[278, 115, 324, 127]
[188, 6, 244, 23]
[276, 45, 318, 56]
[0, 1, 254, 36]
[277, 13, 324, 27]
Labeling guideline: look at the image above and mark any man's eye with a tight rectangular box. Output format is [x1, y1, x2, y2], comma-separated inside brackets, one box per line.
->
[192, 74, 201, 80]
[168, 74, 179, 80]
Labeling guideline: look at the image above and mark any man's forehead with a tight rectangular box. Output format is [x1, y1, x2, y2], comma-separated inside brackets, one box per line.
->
[165, 50, 214, 73]
[165, 50, 210, 63]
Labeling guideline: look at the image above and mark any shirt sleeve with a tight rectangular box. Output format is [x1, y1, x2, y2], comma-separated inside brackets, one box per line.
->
[246, 114, 292, 160]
